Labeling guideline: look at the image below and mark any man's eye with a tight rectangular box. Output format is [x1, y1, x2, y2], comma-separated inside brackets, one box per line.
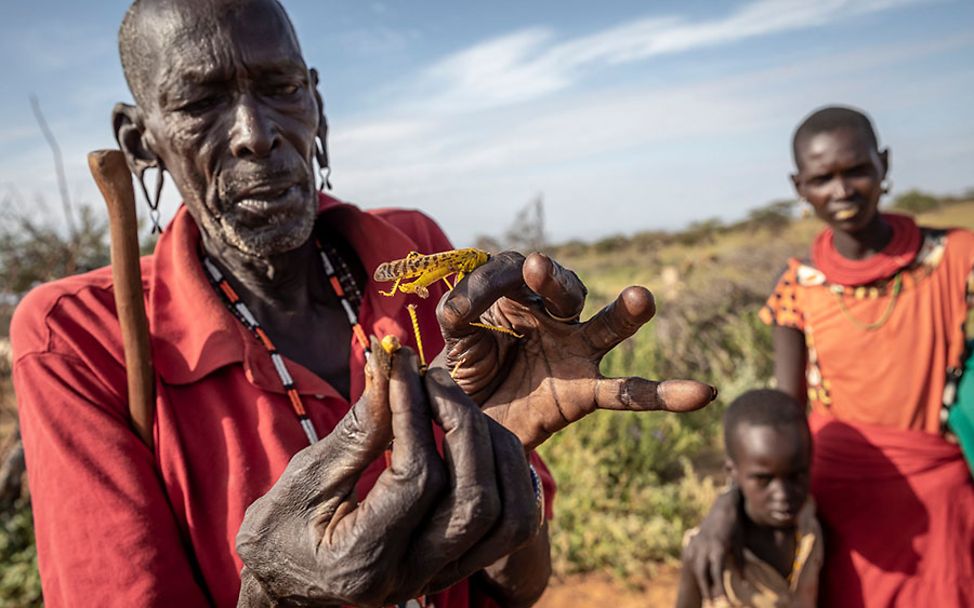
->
[179, 96, 221, 114]
[272, 84, 300, 97]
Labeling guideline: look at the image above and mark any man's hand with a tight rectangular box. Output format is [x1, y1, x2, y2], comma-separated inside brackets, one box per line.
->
[236, 340, 541, 607]
[682, 487, 744, 602]
[437, 251, 717, 449]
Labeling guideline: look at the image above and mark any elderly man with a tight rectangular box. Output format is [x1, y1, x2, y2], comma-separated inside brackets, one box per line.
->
[11, 1, 715, 606]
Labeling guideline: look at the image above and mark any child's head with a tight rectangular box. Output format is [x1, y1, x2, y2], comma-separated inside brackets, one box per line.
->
[723, 389, 811, 529]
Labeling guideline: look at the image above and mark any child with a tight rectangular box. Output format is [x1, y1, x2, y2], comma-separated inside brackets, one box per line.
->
[676, 389, 822, 608]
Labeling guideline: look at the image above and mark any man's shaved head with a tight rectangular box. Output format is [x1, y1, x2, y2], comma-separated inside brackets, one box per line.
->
[792, 105, 879, 169]
[113, 0, 325, 258]
[118, 0, 299, 107]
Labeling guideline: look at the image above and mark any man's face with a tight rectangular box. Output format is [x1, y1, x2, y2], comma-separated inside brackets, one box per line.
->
[729, 424, 810, 529]
[139, 1, 319, 257]
[792, 127, 888, 235]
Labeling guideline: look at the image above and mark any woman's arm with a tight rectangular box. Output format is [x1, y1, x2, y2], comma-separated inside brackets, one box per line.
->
[675, 548, 704, 608]
[772, 325, 807, 404]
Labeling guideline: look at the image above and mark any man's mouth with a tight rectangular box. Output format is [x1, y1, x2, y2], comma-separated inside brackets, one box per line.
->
[230, 183, 307, 227]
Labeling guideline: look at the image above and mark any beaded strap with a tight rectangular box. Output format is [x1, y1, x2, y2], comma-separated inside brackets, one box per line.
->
[202, 257, 320, 445]
[204, 245, 430, 606]
[316, 240, 371, 358]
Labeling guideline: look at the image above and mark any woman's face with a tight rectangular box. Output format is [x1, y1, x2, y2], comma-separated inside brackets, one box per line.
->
[791, 127, 889, 234]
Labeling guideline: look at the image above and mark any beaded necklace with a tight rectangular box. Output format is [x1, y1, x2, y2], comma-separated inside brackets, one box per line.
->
[203, 242, 430, 608]
[201, 239, 371, 446]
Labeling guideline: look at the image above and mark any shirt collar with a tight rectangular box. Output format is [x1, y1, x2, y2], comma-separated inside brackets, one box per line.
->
[149, 192, 425, 386]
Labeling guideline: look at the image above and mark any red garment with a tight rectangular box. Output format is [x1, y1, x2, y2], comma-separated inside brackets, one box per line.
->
[811, 213, 922, 286]
[12, 194, 555, 607]
[762, 224, 974, 605]
[809, 411, 974, 607]
[761, 227, 974, 432]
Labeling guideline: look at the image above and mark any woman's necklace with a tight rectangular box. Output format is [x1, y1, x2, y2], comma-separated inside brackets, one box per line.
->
[833, 272, 904, 331]
[201, 241, 371, 446]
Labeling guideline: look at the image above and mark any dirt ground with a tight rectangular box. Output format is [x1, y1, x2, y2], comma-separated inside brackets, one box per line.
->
[536, 565, 680, 608]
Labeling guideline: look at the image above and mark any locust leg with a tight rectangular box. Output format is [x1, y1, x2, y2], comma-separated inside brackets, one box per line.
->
[378, 251, 425, 297]
[469, 322, 523, 339]
[378, 276, 404, 297]
[397, 266, 455, 299]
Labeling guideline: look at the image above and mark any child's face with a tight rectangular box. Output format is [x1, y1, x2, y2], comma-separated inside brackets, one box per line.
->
[729, 424, 811, 528]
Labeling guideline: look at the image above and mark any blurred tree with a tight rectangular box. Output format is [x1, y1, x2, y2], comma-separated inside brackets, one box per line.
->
[745, 199, 796, 232]
[0, 97, 129, 606]
[504, 194, 547, 254]
[472, 234, 503, 254]
[472, 193, 548, 254]
[891, 189, 941, 214]
[675, 218, 724, 246]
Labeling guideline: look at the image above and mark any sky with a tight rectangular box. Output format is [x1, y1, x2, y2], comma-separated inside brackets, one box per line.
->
[0, 0, 972, 246]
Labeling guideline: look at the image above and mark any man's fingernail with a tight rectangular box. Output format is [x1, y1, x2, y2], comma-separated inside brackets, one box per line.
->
[445, 296, 471, 320]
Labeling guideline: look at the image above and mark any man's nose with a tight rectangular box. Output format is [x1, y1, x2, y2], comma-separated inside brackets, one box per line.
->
[229, 95, 279, 159]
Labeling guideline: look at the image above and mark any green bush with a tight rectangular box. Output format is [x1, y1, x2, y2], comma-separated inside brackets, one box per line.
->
[891, 189, 941, 214]
[540, 291, 775, 579]
[0, 496, 41, 607]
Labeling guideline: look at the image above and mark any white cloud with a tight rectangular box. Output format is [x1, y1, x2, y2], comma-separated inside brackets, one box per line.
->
[336, 26, 422, 56]
[407, 0, 927, 113]
[331, 33, 972, 245]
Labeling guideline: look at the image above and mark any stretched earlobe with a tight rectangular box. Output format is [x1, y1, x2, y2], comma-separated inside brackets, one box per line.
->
[112, 102, 166, 233]
[309, 68, 331, 190]
[112, 102, 160, 175]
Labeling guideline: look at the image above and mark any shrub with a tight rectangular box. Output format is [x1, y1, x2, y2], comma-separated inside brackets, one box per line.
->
[0, 495, 40, 607]
[891, 190, 941, 214]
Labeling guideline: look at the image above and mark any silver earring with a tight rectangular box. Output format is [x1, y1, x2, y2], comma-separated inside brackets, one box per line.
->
[315, 137, 332, 191]
[881, 179, 891, 194]
[318, 165, 332, 192]
[137, 165, 166, 234]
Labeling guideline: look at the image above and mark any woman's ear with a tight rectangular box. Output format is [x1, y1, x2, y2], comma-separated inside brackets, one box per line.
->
[112, 102, 162, 177]
[790, 172, 802, 199]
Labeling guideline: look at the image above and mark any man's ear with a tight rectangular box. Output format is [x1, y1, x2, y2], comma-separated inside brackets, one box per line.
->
[879, 147, 890, 179]
[112, 102, 162, 177]
[309, 68, 329, 174]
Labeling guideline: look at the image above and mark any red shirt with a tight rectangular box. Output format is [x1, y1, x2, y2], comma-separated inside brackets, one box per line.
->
[12, 194, 554, 607]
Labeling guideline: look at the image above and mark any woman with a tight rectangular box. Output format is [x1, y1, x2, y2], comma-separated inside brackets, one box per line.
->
[684, 106, 974, 607]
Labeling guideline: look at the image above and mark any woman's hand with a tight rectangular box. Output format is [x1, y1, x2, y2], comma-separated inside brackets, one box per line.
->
[682, 487, 745, 602]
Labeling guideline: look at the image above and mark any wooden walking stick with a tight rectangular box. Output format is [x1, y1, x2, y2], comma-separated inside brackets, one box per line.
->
[87, 150, 155, 450]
